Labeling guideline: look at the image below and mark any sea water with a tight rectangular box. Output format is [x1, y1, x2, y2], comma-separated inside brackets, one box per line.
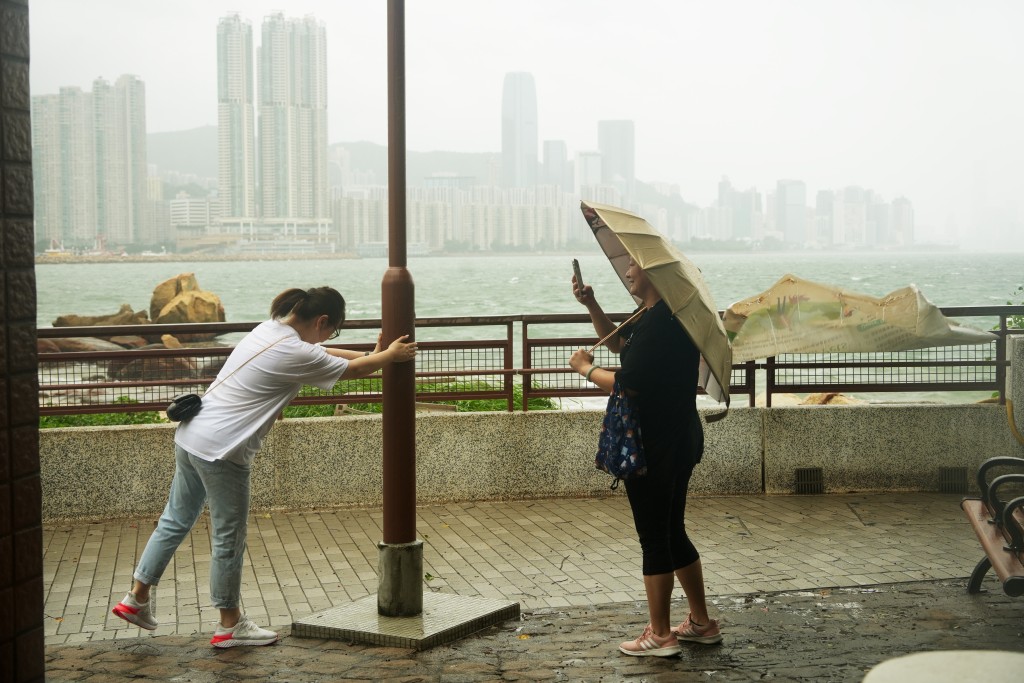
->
[33, 249, 1023, 405]
[35, 250, 1022, 328]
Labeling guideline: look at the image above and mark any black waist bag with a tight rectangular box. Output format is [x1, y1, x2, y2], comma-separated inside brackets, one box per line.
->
[167, 393, 202, 422]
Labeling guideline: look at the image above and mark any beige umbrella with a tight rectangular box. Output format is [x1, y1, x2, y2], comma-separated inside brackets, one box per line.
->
[580, 200, 732, 406]
[725, 273, 998, 363]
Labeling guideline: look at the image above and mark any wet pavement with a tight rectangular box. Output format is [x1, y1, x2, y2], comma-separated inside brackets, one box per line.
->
[43, 493, 1024, 681]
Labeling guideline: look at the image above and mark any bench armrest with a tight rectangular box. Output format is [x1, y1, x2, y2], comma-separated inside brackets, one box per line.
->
[977, 456, 1024, 507]
[1002, 495, 1024, 553]
[989, 473, 1024, 523]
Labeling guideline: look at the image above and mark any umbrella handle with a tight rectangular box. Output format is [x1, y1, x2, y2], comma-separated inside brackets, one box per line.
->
[588, 307, 647, 354]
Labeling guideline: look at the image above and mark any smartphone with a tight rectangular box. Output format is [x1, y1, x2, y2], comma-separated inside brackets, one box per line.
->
[572, 259, 584, 290]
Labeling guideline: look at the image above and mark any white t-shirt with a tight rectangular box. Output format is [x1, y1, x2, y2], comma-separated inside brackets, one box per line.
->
[175, 319, 349, 466]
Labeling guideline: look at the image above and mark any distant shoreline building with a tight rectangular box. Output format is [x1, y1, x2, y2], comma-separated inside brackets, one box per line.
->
[598, 120, 635, 206]
[211, 12, 333, 254]
[501, 72, 538, 188]
[217, 14, 257, 221]
[32, 75, 151, 250]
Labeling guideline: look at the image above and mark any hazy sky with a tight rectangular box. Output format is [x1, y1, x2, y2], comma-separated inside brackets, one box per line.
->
[29, 0, 1024, 245]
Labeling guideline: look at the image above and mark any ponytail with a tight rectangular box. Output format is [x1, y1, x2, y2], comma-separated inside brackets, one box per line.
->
[271, 286, 346, 329]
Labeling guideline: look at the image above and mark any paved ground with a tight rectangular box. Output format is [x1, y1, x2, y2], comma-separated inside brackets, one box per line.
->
[43, 493, 1024, 681]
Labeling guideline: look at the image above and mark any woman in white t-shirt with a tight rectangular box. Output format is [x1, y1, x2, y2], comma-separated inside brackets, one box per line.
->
[112, 286, 417, 648]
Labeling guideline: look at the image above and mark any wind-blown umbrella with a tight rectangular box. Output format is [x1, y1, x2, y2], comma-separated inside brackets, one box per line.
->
[580, 201, 732, 406]
[725, 274, 998, 363]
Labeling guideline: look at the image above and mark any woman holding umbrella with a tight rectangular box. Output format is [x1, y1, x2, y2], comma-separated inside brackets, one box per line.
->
[571, 259, 722, 657]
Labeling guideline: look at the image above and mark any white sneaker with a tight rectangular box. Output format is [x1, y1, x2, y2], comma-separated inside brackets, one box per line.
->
[210, 614, 279, 648]
[111, 592, 158, 631]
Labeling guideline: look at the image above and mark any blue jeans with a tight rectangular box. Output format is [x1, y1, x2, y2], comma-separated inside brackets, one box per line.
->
[134, 445, 251, 609]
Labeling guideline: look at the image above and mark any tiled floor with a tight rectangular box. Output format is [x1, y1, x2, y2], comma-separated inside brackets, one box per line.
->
[42, 492, 983, 644]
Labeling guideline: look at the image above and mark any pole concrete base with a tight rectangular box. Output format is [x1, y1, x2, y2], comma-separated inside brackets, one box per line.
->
[292, 591, 520, 650]
[294, 540, 519, 651]
[377, 539, 423, 617]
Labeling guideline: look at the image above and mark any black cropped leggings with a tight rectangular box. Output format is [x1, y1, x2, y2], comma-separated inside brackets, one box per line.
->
[624, 447, 700, 576]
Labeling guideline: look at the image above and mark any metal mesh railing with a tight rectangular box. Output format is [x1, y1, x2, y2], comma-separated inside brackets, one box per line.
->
[36, 306, 1022, 415]
[770, 344, 999, 390]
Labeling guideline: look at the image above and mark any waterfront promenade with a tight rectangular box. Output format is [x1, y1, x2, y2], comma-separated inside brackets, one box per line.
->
[43, 492, 1024, 681]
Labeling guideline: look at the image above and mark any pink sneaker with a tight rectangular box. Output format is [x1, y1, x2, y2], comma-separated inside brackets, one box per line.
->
[673, 613, 722, 644]
[111, 592, 157, 631]
[618, 624, 681, 657]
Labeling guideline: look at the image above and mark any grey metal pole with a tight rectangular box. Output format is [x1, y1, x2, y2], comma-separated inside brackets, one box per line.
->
[378, 0, 422, 617]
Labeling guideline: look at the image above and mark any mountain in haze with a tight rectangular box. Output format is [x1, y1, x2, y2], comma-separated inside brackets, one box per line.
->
[146, 127, 500, 185]
[148, 126, 218, 180]
[335, 141, 500, 185]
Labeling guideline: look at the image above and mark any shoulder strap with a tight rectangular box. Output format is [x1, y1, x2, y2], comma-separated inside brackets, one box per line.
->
[204, 334, 291, 396]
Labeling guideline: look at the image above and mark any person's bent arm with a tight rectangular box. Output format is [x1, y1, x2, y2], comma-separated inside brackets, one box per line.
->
[325, 332, 383, 361]
[574, 281, 623, 354]
[569, 348, 616, 393]
[330, 335, 416, 379]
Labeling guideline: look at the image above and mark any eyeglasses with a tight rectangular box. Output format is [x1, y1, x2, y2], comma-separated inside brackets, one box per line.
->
[322, 318, 342, 340]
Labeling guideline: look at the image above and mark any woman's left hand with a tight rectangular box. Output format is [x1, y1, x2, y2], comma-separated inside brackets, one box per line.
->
[386, 335, 418, 363]
[569, 348, 593, 373]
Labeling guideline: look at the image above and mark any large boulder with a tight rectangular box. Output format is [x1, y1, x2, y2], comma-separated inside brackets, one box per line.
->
[52, 303, 149, 328]
[37, 338, 60, 354]
[149, 274, 226, 342]
[109, 355, 198, 381]
[49, 337, 131, 353]
[150, 273, 201, 321]
[108, 335, 149, 349]
[154, 290, 225, 325]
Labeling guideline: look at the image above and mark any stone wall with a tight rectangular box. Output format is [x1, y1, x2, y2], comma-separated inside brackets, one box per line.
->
[1, 1, 44, 680]
[40, 402, 1024, 522]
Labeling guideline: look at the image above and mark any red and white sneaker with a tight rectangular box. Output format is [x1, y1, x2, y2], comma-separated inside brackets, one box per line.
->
[111, 592, 158, 631]
[618, 624, 681, 657]
[673, 613, 723, 644]
[210, 615, 279, 648]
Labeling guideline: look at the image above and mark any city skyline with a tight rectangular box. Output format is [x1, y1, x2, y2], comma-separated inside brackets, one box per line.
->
[28, 0, 1024, 248]
[31, 75, 150, 248]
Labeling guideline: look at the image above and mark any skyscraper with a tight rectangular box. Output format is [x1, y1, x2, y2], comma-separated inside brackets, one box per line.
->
[891, 197, 915, 245]
[217, 14, 257, 220]
[598, 120, 635, 203]
[257, 13, 329, 221]
[94, 75, 149, 246]
[501, 72, 538, 188]
[31, 75, 149, 249]
[541, 140, 570, 192]
[775, 179, 807, 245]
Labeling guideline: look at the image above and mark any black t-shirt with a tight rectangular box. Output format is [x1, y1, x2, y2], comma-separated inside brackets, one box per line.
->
[617, 299, 704, 464]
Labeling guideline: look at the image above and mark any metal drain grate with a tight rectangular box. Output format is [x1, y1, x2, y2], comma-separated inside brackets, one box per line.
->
[794, 467, 824, 495]
[938, 466, 968, 494]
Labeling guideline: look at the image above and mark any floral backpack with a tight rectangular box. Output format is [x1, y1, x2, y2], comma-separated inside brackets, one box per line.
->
[595, 378, 646, 489]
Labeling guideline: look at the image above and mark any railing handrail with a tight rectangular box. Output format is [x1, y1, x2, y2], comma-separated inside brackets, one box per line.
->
[36, 305, 1022, 416]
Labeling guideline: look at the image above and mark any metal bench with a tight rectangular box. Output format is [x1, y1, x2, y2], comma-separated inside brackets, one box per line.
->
[960, 456, 1024, 596]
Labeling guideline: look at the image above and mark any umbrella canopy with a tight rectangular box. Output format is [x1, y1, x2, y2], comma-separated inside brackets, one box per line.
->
[580, 201, 732, 405]
[725, 274, 998, 363]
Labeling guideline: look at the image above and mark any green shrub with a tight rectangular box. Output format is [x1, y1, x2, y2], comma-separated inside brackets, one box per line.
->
[40, 381, 560, 426]
[40, 396, 166, 428]
[1008, 285, 1024, 329]
[283, 379, 557, 418]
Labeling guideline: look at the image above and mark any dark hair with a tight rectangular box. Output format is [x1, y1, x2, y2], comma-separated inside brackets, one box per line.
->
[270, 287, 346, 331]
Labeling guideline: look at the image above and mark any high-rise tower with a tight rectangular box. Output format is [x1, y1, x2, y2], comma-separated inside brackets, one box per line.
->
[217, 14, 257, 220]
[775, 179, 807, 245]
[501, 72, 538, 188]
[257, 13, 329, 221]
[31, 75, 149, 249]
[93, 75, 149, 245]
[597, 120, 635, 203]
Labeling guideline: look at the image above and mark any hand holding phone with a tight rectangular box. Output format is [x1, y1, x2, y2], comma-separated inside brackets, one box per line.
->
[572, 259, 584, 290]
